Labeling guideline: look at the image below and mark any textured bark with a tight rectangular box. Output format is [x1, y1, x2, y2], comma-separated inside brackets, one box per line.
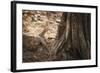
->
[53, 13, 91, 60]
[80, 14, 91, 59]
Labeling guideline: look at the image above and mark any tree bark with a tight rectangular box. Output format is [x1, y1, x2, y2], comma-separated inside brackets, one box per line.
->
[53, 13, 91, 60]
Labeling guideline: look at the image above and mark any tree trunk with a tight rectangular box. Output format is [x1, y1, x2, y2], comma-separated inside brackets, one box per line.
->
[52, 13, 91, 60]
